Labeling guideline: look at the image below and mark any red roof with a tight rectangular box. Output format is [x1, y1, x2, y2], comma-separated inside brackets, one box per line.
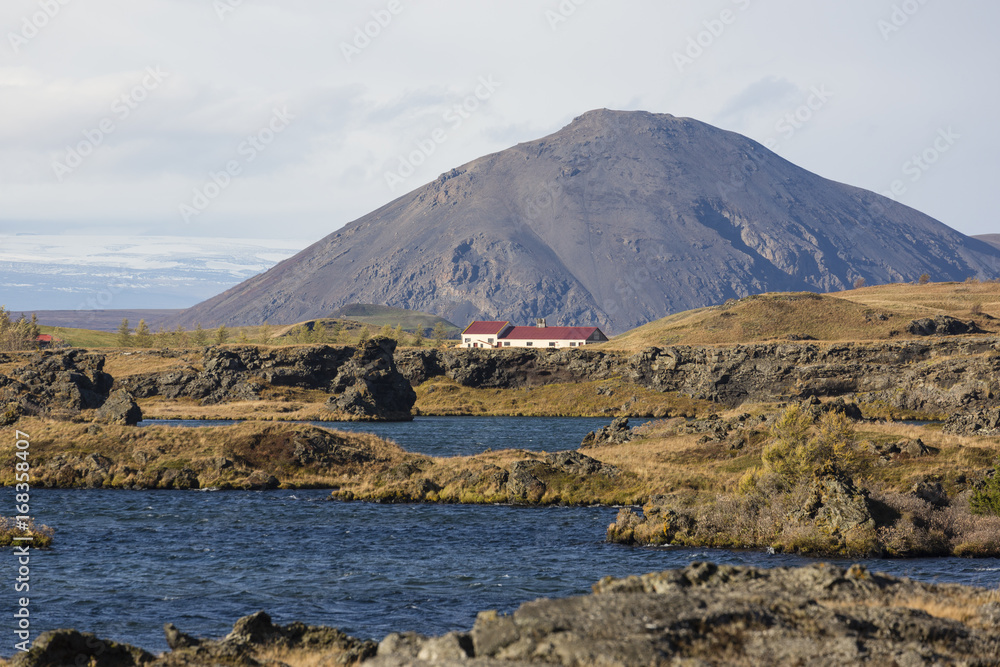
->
[462, 321, 510, 335]
[36, 334, 53, 342]
[501, 326, 601, 341]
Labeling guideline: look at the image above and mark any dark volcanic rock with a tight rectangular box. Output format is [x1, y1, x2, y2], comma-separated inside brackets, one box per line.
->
[0, 350, 114, 417]
[580, 416, 632, 448]
[401, 336, 1000, 413]
[172, 109, 1000, 333]
[12, 629, 154, 667]
[119, 339, 416, 420]
[908, 315, 983, 336]
[944, 407, 1000, 436]
[369, 562, 1000, 666]
[95, 389, 143, 426]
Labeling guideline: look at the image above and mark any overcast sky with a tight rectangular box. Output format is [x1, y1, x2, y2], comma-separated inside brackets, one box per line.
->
[0, 0, 996, 248]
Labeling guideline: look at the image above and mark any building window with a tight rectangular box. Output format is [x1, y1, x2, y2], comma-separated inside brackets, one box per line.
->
[526, 341, 532, 346]
[569, 342, 576, 347]
[465, 338, 471, 343]
[548, 342, 556, 347]
[503, 342, 511, 346]
[488, 338, 494, 344]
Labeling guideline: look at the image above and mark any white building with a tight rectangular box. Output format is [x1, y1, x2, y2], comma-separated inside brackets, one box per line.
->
[460, 319, 608, 349]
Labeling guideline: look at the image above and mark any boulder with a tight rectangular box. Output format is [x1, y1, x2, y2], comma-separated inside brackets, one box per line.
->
[11, 629, 153, 667]
[506, 460, 549, 503]
[907, 315, 983, 336]
[791, 464, 875, 538]
[580, 417, 632, 448]
[95, 389, 143, 426]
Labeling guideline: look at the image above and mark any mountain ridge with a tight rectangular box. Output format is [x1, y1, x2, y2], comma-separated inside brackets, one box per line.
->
[173, 109, 1000, 333]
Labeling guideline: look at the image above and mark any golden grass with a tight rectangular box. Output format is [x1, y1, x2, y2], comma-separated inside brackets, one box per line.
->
[821, 589, 1000, 628]
[604, 282, 1000, 350]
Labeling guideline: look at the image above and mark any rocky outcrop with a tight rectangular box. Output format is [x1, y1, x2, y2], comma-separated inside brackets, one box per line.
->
[21, 422, 402, 491]
[95, 389, 143, 426]
[118, 338, 416, 420]
[11, 629, 154, 667]
[12, 611, 376, 667]
[400, 336, 1000, 413]
[0, 350, 113, 417]
[370, 562, 1000, 666]
[908, 315, 983, 336]
[580, 416, 632, 448]
[944, 407, 1000, 436]
[790, 464, 875, 539]
[22, 563, 1000, 666]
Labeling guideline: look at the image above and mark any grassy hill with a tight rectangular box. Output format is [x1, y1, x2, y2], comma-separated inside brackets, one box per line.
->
[328, 304, 459, 334]
[606, 281, 1000, 350]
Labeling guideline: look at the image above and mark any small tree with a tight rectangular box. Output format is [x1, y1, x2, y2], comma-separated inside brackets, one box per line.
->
[313, 322, 327, 344]
[412, 327, 425, 347]
[393, 323, 404, 341]
[154, 325, 169, 348]
[918, 273, 931, 285]
[193, 323, 208, 346]
[330, 320, 343, 344]
[117, 318, 132, 347]
[379, 324, 393, 338]
[134, 319, 153, 348]
[215, 325, 229, 345]
[431, 321, 448, 347]
[173, 325, 189, 347]
[237, 328, 250, 344]
[357, 327, 370, 344]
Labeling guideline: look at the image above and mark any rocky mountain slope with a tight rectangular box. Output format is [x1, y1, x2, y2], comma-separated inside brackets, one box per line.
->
[172, 109, 1000, 333]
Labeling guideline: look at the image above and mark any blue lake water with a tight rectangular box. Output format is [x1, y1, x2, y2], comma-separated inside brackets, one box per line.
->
[140, 416, 623, 457]
[8, 417, 1000, 657]
[15, 490, 1000, 658]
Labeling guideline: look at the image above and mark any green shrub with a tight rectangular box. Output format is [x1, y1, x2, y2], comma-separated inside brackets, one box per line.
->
[970, 464, 1000, 516]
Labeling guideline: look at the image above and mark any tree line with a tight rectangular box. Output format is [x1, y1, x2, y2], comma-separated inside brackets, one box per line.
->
[0, 307, 41, 351]
[115, 318, 454, 348]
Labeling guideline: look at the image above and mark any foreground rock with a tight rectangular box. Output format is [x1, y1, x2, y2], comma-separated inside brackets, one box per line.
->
[12, 611, 376, 667]
[16, 564, 1000, 666]
[372, 562, 1000, 666]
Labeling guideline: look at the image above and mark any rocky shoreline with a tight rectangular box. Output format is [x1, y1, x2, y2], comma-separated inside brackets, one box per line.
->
[10, 562, 1000, 666]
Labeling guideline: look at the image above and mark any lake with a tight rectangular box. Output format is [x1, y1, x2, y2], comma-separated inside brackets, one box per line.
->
[13, 417, 1000, 656]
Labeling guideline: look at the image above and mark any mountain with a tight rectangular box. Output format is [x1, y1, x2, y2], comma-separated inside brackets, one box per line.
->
[975, 234, 1000, 252]
[173, 109, 1000, 333]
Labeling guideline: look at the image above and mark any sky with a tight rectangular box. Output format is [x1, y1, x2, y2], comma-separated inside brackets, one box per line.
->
[0, 0, 996, 302]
